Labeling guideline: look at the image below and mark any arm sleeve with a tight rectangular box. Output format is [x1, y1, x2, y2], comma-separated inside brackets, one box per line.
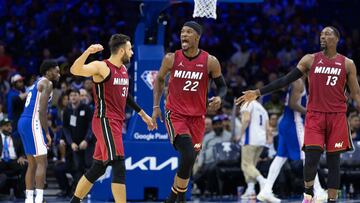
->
[213, 75, 228, 99]
[259, 68, 303, 95]
[126, 94, 142, 113]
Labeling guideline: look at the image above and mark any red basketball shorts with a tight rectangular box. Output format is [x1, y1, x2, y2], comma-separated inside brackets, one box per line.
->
[164, 110, 205, 151]
[304, 111, 353, 153]
[92, 117, 124, 163]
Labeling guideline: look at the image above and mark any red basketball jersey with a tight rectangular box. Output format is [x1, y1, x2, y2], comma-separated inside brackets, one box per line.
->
[93, 60, 129, 120]
[166, 50, 209, 116]
[307, 52, 347, 112]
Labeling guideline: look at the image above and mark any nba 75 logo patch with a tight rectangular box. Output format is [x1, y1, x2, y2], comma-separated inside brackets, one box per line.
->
[141, 70, 158, 90]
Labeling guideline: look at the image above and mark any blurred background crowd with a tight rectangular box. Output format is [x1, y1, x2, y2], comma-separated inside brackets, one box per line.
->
[1, 0, 360, 201]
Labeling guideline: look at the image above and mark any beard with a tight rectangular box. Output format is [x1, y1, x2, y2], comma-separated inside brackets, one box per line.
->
[122, 54, 130, 64]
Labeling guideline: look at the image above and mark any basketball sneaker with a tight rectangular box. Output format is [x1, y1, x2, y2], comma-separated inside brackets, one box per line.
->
[241, 189, 256, 200]
[257, 190, 281, 203]
[314, 189, 327, 203]
[302, 193, 314, 203]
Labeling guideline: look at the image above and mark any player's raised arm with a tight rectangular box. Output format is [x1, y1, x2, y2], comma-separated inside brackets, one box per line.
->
[208, 55, 227, 112]
[152, 53, 174, 127]
[38, 79, 53, 146]
[346, 58, 360, 108]
[70, 44, 108, 79]
[235, 54, 313, 106]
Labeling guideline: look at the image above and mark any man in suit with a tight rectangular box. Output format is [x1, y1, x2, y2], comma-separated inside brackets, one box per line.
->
[0, 118, 27, 198]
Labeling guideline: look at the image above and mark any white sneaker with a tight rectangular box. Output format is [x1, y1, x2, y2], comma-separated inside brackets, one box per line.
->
[25, 198, 34, 203]
[241, 190, 256, 200]
[302, 193, 314, 203]
[314, 189, 327, 203]
[257, 190, 281, 203]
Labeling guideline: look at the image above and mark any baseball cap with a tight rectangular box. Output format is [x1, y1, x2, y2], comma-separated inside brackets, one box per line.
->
[10, 74, 24, 83]
[0, 118, 11, 126]
[212, 115, 222, 123]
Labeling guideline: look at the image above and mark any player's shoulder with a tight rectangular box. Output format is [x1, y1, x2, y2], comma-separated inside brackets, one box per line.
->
[207, 53, 218, 61]
[344, 56, 355, 64]
[38, 77, 52, 86]
[37, 77, 53, 91]
[92, 60, 108, 67]
[303, 53, 316, 60]
[240, 100, 255, 111]
[162, 52, 175, 68]
[164, 52, 175, 59]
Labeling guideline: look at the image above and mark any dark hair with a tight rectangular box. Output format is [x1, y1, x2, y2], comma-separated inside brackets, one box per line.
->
[39, 59, 58, 76]
[68, 88, 80, 95]
[328, 26, 340, 39]
[108, 34, 130, 54]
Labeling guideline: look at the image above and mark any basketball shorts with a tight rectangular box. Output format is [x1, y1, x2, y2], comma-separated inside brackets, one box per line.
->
[304, 111, 353, 153]
[277, 118, 304, 160]
[92, 117, 124, 163]
[18, 116, 48, 156]
[164, 110, 205, 151]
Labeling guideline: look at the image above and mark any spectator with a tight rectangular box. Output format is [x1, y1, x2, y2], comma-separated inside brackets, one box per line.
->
[194, 115, 232, 194]
[62, 89, 93, 188]
[6, 73, 27, 138]
[0, 118, 27, 198]
[230, 44, 250, 70]
[0, 43, 13, 79]
[0, 74, 10, 105]
[349, 114, 360, 141]
[264, 92, 284, 116]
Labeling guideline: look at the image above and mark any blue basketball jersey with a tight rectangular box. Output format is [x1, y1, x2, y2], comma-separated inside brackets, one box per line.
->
[18, 77, 52, 156]
[21, 77, 52, 118]
[283, 84, 307, 122]
[277, 82, 307, 160]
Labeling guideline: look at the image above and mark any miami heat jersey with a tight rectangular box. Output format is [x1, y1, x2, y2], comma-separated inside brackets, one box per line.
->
[93, 60, 129, 120]
[307, 52, 347, 112]
[166, 50, 209, 116]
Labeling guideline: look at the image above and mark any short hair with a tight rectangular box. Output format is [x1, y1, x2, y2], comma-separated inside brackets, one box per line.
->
[328, 26, 340, 39]
[68, 88, 80, 95]
[39, 59, 58, 76]
[108, 34, 130, 54]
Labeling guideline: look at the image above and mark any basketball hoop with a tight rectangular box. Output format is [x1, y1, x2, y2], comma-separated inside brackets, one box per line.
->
[193, 0, 217, 19]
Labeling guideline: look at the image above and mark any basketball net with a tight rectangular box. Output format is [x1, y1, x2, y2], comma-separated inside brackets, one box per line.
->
[193, 0, 217, 19]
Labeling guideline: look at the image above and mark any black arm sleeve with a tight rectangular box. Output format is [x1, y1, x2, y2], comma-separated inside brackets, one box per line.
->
[213, 75, 228, 99]
[126, 94, 142, 113]
[260, 68, 304, 95]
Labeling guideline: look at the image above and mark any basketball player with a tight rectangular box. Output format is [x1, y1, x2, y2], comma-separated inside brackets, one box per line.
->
[69, 34, 155, 203]
[234, 99, 268, 200]
[152, 21, 227, 203]
[18, 60, 60, 203]
[257, 78, 327, 202]
[236, 26, 360, 203]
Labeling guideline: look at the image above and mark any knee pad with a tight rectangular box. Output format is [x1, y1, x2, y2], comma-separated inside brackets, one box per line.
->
[327, 153, 340, 189]
[85, 160, 107, 183]
[112, 159, 126, 184]
[304, 150, 322, 182]
[174, 135, 198, 179]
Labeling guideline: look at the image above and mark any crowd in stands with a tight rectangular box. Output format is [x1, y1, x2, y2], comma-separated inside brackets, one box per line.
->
[1, 0, 360, 200]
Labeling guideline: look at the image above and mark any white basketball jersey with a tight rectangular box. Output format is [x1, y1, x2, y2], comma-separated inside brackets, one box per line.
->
[240, 101, 268, 146]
